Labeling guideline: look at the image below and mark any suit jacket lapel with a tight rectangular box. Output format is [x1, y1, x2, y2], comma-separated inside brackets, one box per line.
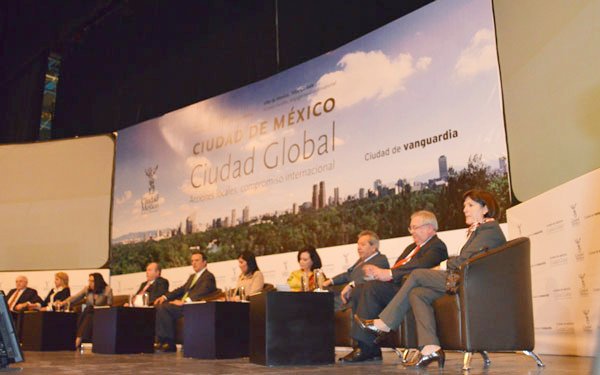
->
[459, 230, 477, 256]
[415, 235, 437, 259]
[348, 259, 362, 273]
[185, 273, 197, 290]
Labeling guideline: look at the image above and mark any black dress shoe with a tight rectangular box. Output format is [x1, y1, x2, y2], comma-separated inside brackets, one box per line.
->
[353, 314, 387, 344]
[404, 349, 445, 369]
[339, 347, 382, 363]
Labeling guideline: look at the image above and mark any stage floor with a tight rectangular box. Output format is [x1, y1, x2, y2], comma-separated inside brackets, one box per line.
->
[9, 347, 593, 374]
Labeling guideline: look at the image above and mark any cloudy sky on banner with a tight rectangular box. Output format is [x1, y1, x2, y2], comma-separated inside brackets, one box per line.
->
[112, 0, 507, 239]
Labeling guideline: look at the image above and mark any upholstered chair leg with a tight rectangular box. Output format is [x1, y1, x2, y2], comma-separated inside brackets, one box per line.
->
[462, 352, 473, 371]
[523, 350, 545, 367]
[479, 351, 491, 367]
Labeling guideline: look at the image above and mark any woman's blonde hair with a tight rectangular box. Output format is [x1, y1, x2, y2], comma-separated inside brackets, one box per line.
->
[55, 272, 69, 287]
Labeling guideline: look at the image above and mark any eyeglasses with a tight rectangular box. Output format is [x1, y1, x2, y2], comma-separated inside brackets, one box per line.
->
[408, 224, 428, 232]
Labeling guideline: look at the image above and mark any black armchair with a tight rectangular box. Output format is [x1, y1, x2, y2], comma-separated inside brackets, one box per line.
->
[433, 237, 544, 370]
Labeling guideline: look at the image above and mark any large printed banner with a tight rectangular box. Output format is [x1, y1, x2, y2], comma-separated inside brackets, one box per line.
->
[507, 168, 600, 356]
[111, 0, 509, 274]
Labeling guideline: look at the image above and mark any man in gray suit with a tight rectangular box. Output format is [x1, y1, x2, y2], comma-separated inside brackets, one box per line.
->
[340, 211, 448, 363]
[322, 230, 389, 310]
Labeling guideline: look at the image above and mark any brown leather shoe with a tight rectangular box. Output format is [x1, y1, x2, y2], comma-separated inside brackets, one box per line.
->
[404, 349, 445, 369]
[155, 343, 177, 353]
[353, 314, 387, 344]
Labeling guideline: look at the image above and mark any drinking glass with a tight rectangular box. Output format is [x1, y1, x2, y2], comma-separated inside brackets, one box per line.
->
[301, 272, 310, 292]
[314, 269, 324, 291]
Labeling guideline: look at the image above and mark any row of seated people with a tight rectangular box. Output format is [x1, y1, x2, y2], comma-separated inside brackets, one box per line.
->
[4, 188, 506, 369]
[4, 272, 114, 349]
[5, 273, 72, 313]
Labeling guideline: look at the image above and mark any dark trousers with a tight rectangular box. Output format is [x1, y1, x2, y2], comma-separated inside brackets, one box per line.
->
[155, 303, 184, 343]
[350, 280, 401, 349]
[77, 305, 94, 340]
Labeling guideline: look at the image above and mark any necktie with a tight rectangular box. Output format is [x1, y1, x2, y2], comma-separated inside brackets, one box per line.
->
[138, 281, 153, 296]
[181, 273, 200, 301]
[354, 258, 365, 269]
[392, 245, 421, 268]
[7, 290, 21, 310]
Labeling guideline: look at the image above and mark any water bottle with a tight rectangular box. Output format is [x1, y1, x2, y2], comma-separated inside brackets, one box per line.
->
[143, 292, 149, 307]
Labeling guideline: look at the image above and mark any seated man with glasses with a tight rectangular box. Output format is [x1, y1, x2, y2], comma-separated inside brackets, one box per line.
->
[339, 210, 448, 363]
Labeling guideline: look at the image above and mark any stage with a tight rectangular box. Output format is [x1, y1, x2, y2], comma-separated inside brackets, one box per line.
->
[9, 347, 592, 374]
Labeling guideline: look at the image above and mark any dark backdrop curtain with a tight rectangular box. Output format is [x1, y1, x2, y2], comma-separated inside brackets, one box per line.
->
[0, 54, 47, 144]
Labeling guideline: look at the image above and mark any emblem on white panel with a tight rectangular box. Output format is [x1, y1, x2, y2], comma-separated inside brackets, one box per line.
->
[570, 203, 580, 226]
[516, 223, 523, 236]
[281, 261, 288, 277]
[343, 253, 350, 267]
[582, 309, 592, 332]
[578, 273, 588, 296]
[231, 266, 237, 282]
[574, 238, 584, 262]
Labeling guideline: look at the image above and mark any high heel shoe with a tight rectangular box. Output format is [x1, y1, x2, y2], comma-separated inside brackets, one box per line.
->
[404, 349, 445, 369]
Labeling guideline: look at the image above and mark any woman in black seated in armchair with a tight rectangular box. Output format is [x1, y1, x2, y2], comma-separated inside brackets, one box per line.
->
[354, 189, 506, 368]
[57, 273, 113, 348]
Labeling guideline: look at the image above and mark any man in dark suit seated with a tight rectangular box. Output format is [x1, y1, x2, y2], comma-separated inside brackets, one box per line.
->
[339, 210, 448, 363]
[6, 276, 42, 312]
[153, 251, 216, 352]
[322, 230, 390, 311]
[126, 262, 169, 307]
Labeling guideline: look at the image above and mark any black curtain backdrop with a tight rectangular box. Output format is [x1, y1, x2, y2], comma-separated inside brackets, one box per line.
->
[1, 0, 433, 142]
[0, 54, 47, 144]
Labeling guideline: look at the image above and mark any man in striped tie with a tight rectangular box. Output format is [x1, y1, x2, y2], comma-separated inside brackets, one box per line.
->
[339, 210, 448, 363]
[154, 251, 216, 352]
[6, 276, 42, 312]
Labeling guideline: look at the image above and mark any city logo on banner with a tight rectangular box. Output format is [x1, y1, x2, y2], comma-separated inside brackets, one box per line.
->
[516, 223, 523, 236]
[141, 165, 160, 213]
[570, 203, 580, 226]
[582, 309, 593, 332]
[281, 261, 289, 278]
